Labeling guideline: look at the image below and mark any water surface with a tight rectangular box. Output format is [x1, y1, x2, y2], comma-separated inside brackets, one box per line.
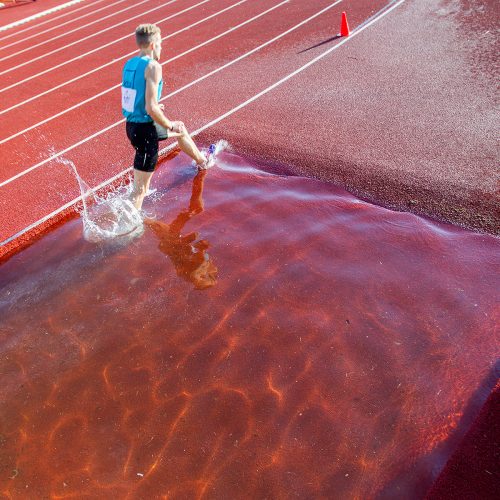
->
[0, 151, 498, 498]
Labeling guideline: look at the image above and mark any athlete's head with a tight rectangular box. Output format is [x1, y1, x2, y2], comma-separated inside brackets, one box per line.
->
[135, 24, 162, 61]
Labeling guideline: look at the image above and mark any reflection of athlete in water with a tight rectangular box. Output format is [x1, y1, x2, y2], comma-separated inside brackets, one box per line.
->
[145, 170, 217, 290]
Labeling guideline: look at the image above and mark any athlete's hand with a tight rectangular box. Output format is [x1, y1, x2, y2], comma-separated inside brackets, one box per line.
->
[171, 121, 185, 134]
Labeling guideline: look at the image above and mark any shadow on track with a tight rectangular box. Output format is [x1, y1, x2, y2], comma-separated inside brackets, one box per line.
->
[298, 34, 342, 54]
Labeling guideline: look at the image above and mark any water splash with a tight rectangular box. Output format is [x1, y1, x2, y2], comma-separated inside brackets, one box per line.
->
[211, 139, 230, 157]
[59, 157, 143, 242]
[198, 140, 230, 164]
[59, 140, 228, 241]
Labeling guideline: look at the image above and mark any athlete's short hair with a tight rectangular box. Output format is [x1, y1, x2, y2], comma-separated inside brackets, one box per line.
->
[135, 24, 161, 47]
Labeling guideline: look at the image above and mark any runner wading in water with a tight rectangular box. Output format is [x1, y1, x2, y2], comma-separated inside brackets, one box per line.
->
[122, 24, 214, 210]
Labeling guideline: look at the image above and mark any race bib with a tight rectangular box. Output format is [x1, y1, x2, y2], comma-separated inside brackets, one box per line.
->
[121, 86, 137, 113]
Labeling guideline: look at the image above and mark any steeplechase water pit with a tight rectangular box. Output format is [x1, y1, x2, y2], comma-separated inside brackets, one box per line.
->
[0, 150, 498, 498]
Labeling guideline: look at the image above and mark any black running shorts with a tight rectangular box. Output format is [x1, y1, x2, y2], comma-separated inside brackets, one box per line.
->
[126, 121, 169, 173]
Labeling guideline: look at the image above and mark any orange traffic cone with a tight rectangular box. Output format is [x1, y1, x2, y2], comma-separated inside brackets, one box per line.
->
[340, 11, 350, 37]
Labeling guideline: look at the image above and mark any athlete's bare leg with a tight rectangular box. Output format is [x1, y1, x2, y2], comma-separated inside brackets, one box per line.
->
[130, 169, 154, 210]
[174, 127, 206, 166]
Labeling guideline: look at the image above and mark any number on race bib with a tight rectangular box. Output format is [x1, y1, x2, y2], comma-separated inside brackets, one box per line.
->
[121, 87, 137, 113]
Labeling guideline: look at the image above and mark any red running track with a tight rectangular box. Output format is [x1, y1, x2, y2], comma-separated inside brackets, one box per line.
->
[0, 0, 394, 258]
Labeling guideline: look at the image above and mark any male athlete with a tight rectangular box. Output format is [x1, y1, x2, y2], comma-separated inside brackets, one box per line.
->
[122, 24, 214, 210]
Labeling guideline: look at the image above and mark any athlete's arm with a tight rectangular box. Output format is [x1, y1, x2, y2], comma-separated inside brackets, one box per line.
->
[145, 61, 179, 132]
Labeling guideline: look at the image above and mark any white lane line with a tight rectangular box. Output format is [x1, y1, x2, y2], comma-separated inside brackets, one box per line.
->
[0, 0, 151, 63]
[0, 0, 276, 144]
[0, 0, 106, 41]
[0, 0, 205, 93]
[0, 0, 406, 250]
[0, 0, 129, 51]
[0, 0, 247, 117]
[0, 0, 86, 33]
[0, 0, 180, 76]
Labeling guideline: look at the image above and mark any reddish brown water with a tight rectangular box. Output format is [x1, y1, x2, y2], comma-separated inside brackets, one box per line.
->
[0, 152, 498, 499]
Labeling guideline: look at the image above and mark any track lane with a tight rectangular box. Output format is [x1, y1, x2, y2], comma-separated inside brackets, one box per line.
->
[0, 0, 183, 75]
[0, 0, 129, 51]
[0, 0, 211, 92]
[0, 0, 158, 62]
[0, 0, 397, 244]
